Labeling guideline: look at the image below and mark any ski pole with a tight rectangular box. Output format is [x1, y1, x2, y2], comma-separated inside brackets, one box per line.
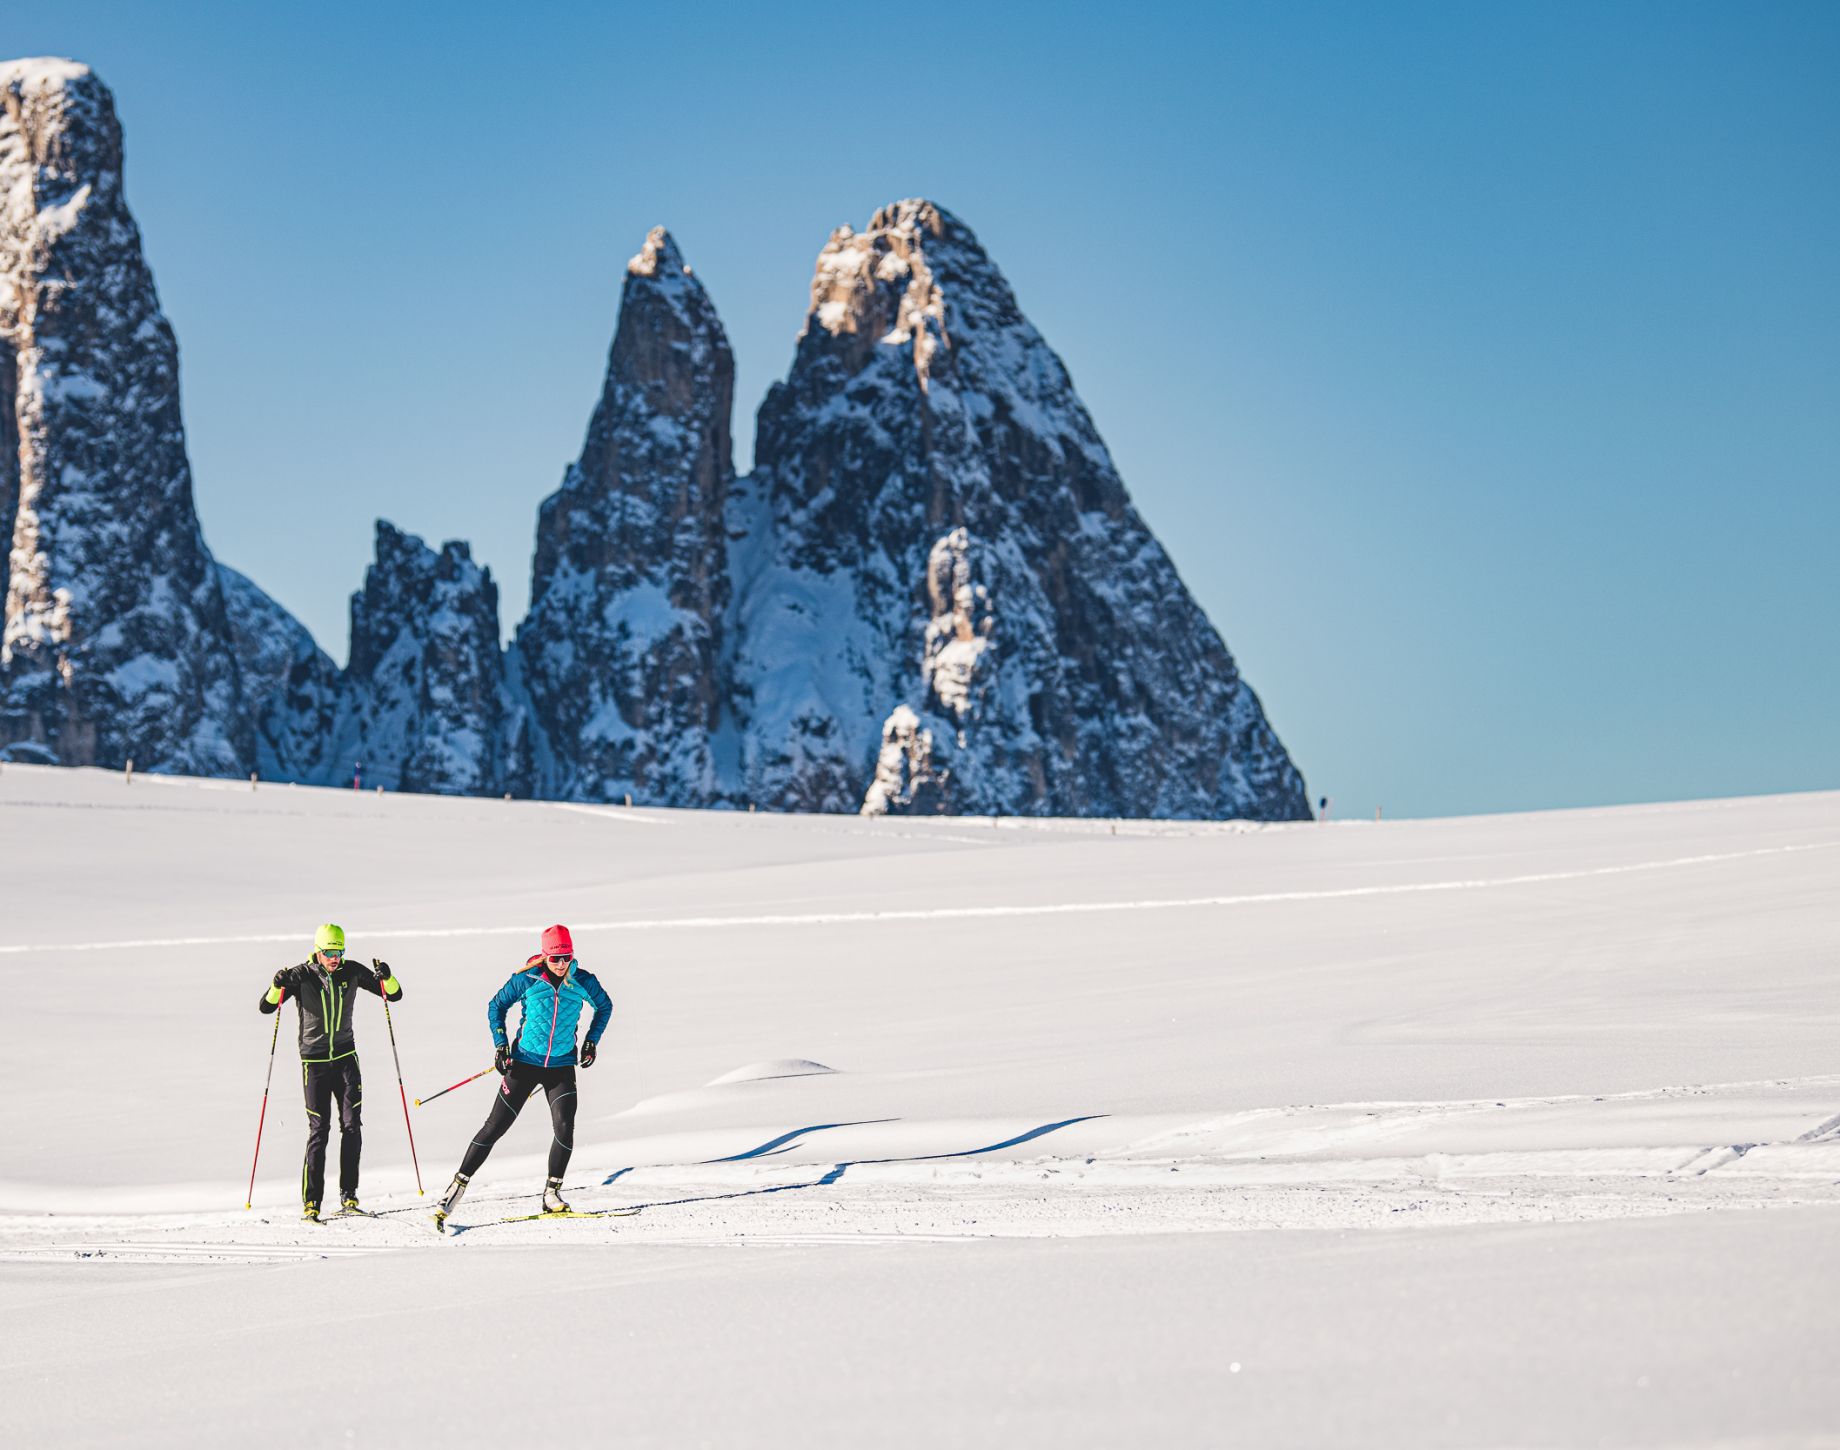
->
[244, 1005, 282, 1209]
[380, 989, 423, 1196]
[415, 1065, 494, 1106]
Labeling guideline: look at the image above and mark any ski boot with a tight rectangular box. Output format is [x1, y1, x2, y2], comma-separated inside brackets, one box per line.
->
[340, 1195, 365, 1216]
[302, 1201, 321, 1224]
[541, 1177, 571, 1215]
[433, 1173, 469, 1233]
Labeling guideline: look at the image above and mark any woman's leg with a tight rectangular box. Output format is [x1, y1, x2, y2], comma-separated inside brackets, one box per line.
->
[543, 1070, 578, 1180]
[458, 1065, 537, 1177]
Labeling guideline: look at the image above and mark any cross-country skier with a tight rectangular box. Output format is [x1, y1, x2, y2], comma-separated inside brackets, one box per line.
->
[258, 924, 403, 1221]
[434, 925, 611, 1231]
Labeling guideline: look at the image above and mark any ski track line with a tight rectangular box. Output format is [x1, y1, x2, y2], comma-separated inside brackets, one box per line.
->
[3, 839, 1834, 956]
[547, 802, 676, 828]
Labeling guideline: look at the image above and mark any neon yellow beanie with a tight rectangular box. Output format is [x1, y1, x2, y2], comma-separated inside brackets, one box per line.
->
[314, 923, 346, 953]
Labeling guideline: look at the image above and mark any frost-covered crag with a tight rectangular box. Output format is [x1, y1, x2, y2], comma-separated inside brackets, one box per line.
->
[318, 522, 515, 795]
[0, 65, 1306, 821]
[729, 201, 1308, 819]
[513, 227, 735, 803]
[0, 58, 251, 772]
[220, 526, 517, 795]
[216, 562, 340, 783]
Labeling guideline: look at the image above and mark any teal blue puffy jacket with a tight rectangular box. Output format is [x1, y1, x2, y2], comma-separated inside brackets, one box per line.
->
[488, 958, 612, 1068]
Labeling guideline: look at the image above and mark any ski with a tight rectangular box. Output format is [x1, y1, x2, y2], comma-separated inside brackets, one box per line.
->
[433, 1206, 639, 1233]
[501, 1208, 640, 1223]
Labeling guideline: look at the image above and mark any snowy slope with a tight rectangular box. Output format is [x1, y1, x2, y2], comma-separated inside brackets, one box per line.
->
[0, 770, 1835, 1444]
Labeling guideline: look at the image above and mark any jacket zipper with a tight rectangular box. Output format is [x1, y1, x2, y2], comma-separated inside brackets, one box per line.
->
[542, 977, 562, 1066]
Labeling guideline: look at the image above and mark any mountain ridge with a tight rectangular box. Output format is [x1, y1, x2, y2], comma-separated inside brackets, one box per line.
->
[0, 59, 1308, 820]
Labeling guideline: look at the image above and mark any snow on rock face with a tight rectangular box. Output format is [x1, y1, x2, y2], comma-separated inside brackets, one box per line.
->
[861, 703, 943, 815]
[734, 199, 1310, 819]
[0, 84, 1309, 827]
[330, 521, 512, 796]
[215, 563, 340, 783]
[512, 226, 736, 805]
[0, 59, 254, 773]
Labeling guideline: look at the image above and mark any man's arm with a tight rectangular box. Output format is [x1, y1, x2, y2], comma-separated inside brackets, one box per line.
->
[258, 965, 296, 1014]
[359, 958, 403, 1001]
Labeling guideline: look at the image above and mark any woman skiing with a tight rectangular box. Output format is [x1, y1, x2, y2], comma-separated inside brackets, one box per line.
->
[434, 924, 611, 1230]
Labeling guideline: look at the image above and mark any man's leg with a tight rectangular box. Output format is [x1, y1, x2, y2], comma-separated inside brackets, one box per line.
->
[333, 1058, 363, 1202]
[543, 1070, 578, 1181]
[301, 1063, 333, 1210]
[457, 1065, 537, 1178]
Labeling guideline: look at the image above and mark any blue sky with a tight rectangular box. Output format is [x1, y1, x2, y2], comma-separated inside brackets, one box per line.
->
[10, 1, 1837, 818]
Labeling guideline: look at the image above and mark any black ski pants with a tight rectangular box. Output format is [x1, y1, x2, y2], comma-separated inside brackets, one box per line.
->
[459, 1062, 577, 1180]
[302, 1056, 362, 1206]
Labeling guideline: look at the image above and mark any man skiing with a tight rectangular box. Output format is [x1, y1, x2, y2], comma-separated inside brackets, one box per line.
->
[434, 924, 611, 1231]
[258, 924, 403, 1221]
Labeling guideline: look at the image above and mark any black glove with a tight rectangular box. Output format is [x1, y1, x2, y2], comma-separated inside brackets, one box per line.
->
[495, 1043, 513, 1075]
[272, 970, 288, 989]
[580, 1038, 598, 1069]
[372, 957, 396, 984]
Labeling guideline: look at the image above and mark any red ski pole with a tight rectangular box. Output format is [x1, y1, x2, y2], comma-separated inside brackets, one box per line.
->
[380, 990, 423, 1196]
[244, 1005, 282, 1209]
[415, 1065, 494, 1106]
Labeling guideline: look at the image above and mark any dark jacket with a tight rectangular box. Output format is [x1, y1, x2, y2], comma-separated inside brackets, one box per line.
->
[260, 959, 401, 1062]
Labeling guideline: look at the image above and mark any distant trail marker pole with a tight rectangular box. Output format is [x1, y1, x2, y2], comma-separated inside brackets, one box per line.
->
[380, 989, 423, 1195]
[414, 1066, 494, 1106]
[244, 1003, 282, 1209]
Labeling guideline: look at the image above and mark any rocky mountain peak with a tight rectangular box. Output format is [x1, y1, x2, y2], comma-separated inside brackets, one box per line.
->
[0, 56, 253, 773]
[797, 199, 957, 388]
[332, 521, 511, 796]
[735, 197, 1309, 820]
[2, 61, 1307, 820]
[513, 226, 737, 803]
[626, 224, 687, 279]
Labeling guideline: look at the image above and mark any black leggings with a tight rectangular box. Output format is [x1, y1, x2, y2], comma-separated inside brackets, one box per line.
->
[302, 1056, 362, 1206]
[459, 1062, 577, 1180]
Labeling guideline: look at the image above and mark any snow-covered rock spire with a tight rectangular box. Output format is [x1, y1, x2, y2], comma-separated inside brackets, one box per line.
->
[732, 199, 1310, 819]
[0, 58, 254, 772]
[329, 521, 513, 796]
[511, 225, 737, 804]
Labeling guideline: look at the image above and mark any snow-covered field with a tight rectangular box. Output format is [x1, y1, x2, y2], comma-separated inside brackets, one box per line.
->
[2, 765, 1836, 1446]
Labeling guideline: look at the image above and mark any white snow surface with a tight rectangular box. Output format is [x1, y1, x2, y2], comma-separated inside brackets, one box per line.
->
[1, 768, 1837, 1446]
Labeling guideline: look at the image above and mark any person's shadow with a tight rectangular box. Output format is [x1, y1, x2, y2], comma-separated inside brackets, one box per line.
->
[443, 1115, 1107, 1234]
